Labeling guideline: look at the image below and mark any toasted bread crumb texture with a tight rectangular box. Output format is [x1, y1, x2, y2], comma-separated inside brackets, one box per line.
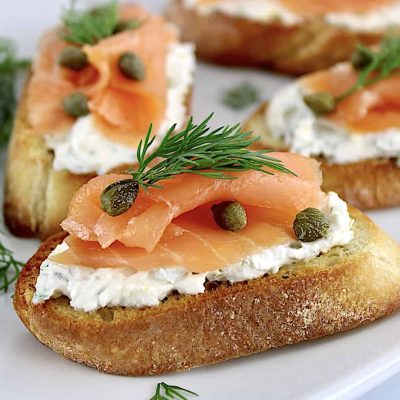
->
[244, 103, 400, 210]
[13, 209, 400, 376]
[165, 0, 385, 75]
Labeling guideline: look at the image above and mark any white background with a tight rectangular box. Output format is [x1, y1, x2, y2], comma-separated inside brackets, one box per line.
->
[1, 0, 400, 399]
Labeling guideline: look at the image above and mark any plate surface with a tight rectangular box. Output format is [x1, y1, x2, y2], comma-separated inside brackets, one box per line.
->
[1, 1, 400, 399]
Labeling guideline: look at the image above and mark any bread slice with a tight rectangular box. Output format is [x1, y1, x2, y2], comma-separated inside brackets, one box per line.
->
[245, 102, 400, 210]
[3, 79, 191, 240]
[14, 208, 400, 376]
[165, 0, 386, 75]
[3, 81, 96, 239]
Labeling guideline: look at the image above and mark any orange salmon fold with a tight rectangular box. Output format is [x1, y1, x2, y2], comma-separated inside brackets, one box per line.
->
[61, 152, 327, 252]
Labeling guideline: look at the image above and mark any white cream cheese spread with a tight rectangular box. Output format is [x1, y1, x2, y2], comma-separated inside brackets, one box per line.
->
[33, 192, 353, 312]
[265, 81, 400, 165]
[46, 43, 195, 175]
[325, 5, 400, 33]
[183, 0, 300, 26]
[183, 0, 400, 32]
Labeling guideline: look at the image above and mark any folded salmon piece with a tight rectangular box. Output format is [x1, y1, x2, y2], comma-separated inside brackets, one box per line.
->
[53, 202, 295, 273]
[301, 64, 400, 133]
[27, 4, 176, 146]
[60, 152, 326, 253]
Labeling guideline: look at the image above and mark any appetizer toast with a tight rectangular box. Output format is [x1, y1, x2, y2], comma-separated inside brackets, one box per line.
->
[245, 104, 400, 210]
[14, 199, 400, 375]
[4, 3, 194, 239]
[165, 0, 400, 75]
[14, 119, 400, 375]
[245, 39, 400, 209]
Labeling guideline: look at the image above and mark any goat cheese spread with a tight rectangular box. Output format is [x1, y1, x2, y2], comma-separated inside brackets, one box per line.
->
[265, 81, 400, 165]
[183, 0, 400, 32]
[33, 192, 353, 312]
[46, 43, 195, 175]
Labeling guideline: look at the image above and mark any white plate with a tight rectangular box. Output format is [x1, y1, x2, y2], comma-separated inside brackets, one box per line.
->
[1, 1, 400, 399]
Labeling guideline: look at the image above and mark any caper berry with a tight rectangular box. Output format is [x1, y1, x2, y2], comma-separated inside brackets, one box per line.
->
[293, 208, 330, 242]
[114, 19, 141, 34]
[63, 92, 90, 118]
[351, 48, 373, 70]
[58, 47, 88, 71]
[101, 179, 139, 217]
[303, 92, 336, 115]
[118, 52, 145, 81]
[211, 201, 247, 232]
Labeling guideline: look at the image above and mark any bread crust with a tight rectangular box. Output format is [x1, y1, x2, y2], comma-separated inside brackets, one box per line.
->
[165, 0, 386, 75]
[13, 209, 400, 376]
[4, 79, 192, 239]
[3, 82, 95, 239]
[244, 102, 400, 210]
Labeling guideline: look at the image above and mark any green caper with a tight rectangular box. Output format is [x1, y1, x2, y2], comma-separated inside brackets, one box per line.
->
[351, 47, 373, 70]
[289, 241, 302, 249]
[303, 92, 336, 115]
[118, 52, 145, 81]
[211, 201, 247, 232]
[293, 208, 330, 242]
[101, 179, 139, 217]
[63, 92, 90, 118]
[58, 46, 88, 71]
[114, 19, 141, 34]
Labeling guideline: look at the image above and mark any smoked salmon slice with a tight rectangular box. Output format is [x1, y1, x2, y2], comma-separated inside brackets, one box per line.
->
[52, 203, 295, 273]
[61, 152, 326, 252]
[301, 64, 400, 133]
[27, 4, 176, 146]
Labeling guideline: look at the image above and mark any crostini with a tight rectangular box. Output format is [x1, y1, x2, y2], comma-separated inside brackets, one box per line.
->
[166, 0, 400, 75]
[14, 118, 400, 376]
[245, 38, 400, 209]
[4, 2, 195, 239]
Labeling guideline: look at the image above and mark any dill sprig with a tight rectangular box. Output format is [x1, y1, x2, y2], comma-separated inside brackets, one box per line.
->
[0, 39, 29, 146]
[337, 36, 400, 103]
[101, 115, 293, 217]
[222, 82, 260, 110]
[62, 0, 119, 45]
[130, 114, 293, 189]
[0, 238, 24, 293]
[150, 382, 198, 400]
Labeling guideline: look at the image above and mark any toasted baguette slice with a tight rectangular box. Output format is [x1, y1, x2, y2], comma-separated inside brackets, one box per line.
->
[165, 0, 387, 75]
[4, 82, 96, 239]
[3, 79, 191, 240]
[245, 102, 400, 210]
[14, 208, 400, 376]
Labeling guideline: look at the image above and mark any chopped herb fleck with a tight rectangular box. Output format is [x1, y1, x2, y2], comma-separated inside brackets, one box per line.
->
[222, 82, 260, 110]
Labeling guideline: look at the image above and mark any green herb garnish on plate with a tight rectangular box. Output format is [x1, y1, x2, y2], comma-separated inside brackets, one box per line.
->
[0, 39, 29, 147]
[150, 382, 198, 400]
[100, 114, 294, 217]
[222, 82, 260, 110]
[62, 0, 119, 45]
[0, 238, 24, 293]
